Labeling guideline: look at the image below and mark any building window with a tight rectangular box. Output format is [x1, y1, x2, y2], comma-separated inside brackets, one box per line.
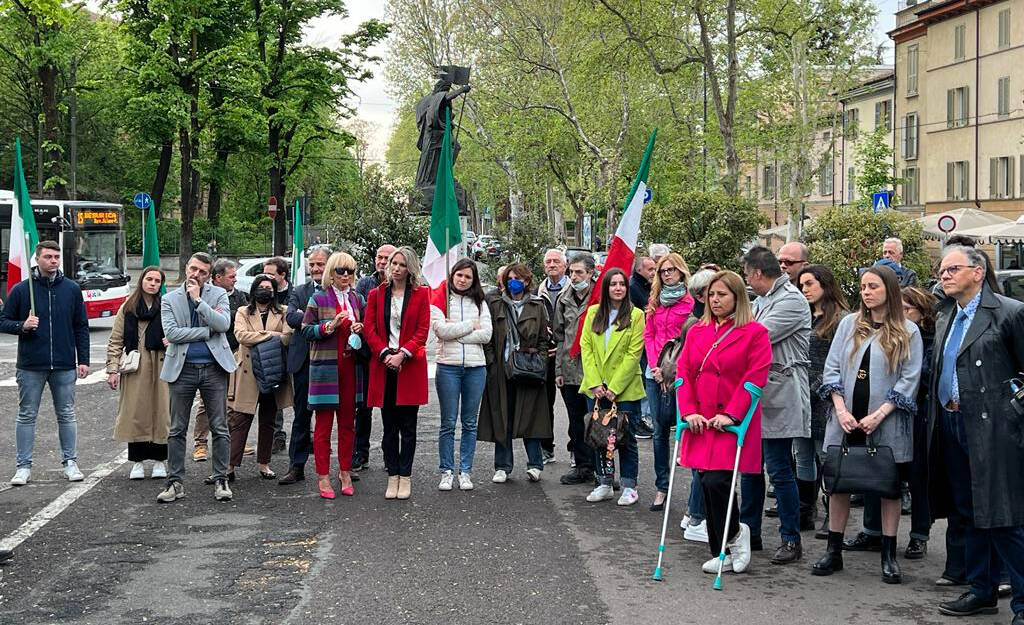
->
[843, 108, 859, 140]
[762, 165, 776, 200]
[745, 175, 752, 198]
[999, 9, 1011, 49]
[819, 155, 834, 196]
[907, 45, 919, 96]
[847, 166, 856, 203]
[902, 167, 920, 205]
[998, 77, 1011, 118]
[954, 23, 966, 60]
[947, 86, 970, 128]
[990, 156, 1015, 198]
[947, 161, 970, 200]
[901, 112, 919, 160]
[875, 100, 892, 131]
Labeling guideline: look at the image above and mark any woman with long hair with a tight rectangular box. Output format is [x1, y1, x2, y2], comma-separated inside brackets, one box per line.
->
[106, 266, 170, 479]
[677, 270, 772, 573]
[302, 252, 367, 498]
[228, 274, 293, 481]
[431, 258, 492, 491]
[797, 264, 850, 537]
[642, 253, 694, 511]
[479, 263, 553, 484]
[580, 267, 646, 506]
[364, 247, 431, 500]
[812, 265, 922, 584]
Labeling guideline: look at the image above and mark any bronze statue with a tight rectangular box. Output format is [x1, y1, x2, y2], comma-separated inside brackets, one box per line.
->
[414, 65, 470, 213]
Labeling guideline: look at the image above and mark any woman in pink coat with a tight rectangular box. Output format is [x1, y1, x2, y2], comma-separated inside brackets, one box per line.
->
[676, 270, 771, 575]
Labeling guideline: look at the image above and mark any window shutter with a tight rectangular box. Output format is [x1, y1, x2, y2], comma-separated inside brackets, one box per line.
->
[1009, 160, 1016, 199]
[900, 117, 907, 158]
[964, 87, 970, 123]
[964, 161, 970, 199]
[991, 157, 998, 198]
[947, 163, 955, 200]
[947, 90, 954, 128]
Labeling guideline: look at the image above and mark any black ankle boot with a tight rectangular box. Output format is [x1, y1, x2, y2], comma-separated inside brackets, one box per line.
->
[812, 531, 844, 575]
[881, 535, 902, 584]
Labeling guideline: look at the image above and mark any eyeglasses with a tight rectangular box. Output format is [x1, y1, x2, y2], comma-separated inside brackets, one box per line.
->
[938, 264, 977, 277]
[778, 259, 805, 268]
[333, 267, 355, 275]
[659, 267, 680, 275]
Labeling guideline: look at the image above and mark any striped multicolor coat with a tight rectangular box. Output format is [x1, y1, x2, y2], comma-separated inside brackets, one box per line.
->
[300, 287, 367, 410]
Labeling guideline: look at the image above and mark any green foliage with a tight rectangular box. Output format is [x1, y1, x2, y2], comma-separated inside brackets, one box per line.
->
[641, 192, 767, 271]
[125, 214, 271, 256]
[804, 205, 929, 298]
[491, 211, 558, 279]
[855, 126, 904, 209]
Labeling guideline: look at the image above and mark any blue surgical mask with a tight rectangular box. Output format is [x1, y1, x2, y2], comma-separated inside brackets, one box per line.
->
[348, 333, 362, 351]
[571, 279, 590, 292]
[506, 278, 525, 296]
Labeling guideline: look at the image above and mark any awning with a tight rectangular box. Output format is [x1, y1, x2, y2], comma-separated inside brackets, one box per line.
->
[916, 208, 1012, 240]
[956, 215, 1024, 245]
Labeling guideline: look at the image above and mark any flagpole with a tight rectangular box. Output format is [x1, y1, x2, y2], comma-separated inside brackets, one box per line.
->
[25, 232, 35, 317]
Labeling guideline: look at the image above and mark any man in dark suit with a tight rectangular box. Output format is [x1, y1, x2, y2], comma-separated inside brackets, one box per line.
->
[278, 245, 331, 485]
[932, 245, 1024, 624]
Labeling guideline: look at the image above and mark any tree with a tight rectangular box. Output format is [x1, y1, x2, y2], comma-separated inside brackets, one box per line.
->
[491, 210, 558, 278]
[855, 125, 903, 209]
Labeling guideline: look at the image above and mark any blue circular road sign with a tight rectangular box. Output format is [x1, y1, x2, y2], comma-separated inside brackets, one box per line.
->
[643, 188, 653, 203]
[133, 192, 153, 210]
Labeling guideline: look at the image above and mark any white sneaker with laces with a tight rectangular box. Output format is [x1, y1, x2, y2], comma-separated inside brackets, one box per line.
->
[129, 462, 145, 480]
[10, 468, 30, 486]
[156, 481, 184, 503]
[151, 461, 168, 479]
[617, 487, 639, 506]
[492, 470, 508, 484]
[728, 523, 752, 573]
[438, 470, 454, 491]
[680, 514, 691, 529]
[64, 460, 84, 482]
[703, 555, 733, 574]
[684, 519, 710, 543]
[458, 472, 473, 491]
[526, 468, 542, 482]
[586, 484, 614, 502]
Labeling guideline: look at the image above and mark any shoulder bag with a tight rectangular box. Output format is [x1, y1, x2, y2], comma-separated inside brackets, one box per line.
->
[119, 349, 140, 374]
[656, 317, 699, 390]
[504, 303, 547, 385]
[821, 433, 900, 499]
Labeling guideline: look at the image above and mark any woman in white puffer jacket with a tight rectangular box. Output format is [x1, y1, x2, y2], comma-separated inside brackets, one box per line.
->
[430, 258, 493, 491]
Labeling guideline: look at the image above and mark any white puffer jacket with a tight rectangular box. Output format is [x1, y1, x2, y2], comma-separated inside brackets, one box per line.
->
[430, 293, 493, 368]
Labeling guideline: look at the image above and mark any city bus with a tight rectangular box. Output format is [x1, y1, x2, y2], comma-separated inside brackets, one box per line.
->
[1, 190, 130, 318]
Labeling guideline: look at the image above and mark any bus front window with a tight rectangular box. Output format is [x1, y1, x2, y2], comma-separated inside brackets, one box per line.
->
[75, 231, 122, 279]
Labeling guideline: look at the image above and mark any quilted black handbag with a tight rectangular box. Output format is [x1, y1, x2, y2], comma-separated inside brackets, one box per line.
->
[584, 402, 631, 455]
[821, 433, 900, 499]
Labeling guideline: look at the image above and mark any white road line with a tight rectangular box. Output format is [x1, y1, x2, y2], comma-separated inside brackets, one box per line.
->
[0, 450, 128, 551]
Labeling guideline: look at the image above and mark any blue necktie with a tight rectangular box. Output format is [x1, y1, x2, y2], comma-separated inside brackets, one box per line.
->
[937, 311, 967, 406]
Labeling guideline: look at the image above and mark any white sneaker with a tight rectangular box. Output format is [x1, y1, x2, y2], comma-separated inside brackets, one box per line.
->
[526, 468, 542, 482]
[10, 468, 30, 486]
[438, 470, 454, 491]
[684, 520, 710, 543]
[680, 514, 691, 529]
[156, 481, 184, 503]
[64, 460, 84, 482]
[703, 555, 733, 574]
[129, 462, 145, 480]
[492, 470, 508, 484]
[458, 473, 473, 491]
[729, 523, 752, 573]
[151, 461, 168, 479]
[617, 487, 639, 506]
[586, 484, 615, 502]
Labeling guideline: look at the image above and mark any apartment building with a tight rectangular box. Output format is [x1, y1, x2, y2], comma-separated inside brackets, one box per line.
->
[891, 0, 1024, 219]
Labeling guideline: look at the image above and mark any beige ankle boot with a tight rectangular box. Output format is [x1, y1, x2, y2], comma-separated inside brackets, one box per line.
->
[397, 476, 412, 500]
[385, 475, 399, 499]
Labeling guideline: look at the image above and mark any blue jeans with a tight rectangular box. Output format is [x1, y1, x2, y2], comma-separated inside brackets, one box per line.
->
[436, 364, 486, 473]
[15, 368, 78, 468]
[740, 437, 802, 544]
[494, 380, 544, 472]
[792, 436, 817, 482]
[646, 377, 676, 493]
[688, 470, 706, 522]
[586, 398, 639, 489]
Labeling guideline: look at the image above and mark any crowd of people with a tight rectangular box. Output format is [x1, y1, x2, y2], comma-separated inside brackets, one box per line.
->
[1, 236, 1022, 625]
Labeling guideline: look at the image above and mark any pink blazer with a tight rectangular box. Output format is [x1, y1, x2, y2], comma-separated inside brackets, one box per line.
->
[643, 295, 695, 369]
[676, 319, 772, 473]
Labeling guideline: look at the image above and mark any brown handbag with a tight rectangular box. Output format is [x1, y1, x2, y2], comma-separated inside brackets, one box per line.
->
[584, 401, 630, 456]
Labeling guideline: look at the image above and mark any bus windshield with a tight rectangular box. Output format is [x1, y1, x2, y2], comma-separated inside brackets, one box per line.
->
[75, 231, 123, 280]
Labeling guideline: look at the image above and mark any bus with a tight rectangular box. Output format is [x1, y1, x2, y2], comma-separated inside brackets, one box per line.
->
[1, 190, 131, 319]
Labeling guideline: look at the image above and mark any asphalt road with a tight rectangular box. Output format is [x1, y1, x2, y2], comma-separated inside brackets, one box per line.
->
[0, 320, 1014, 624]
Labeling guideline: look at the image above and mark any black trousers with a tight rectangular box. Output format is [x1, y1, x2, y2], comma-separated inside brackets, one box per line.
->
[541, 356, 557, 454]
[354, 405, 372, 464]
[288, 365, 314, 469]
[560, 384, 594, 471]
[128, 442, 167, 462]
[381, 371, 418, 477]
[701, 470, 740, 557]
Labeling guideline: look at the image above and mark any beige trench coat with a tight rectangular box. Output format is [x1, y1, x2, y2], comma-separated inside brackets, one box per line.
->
[105, 303, 170, 444]
[228, 305, 293, 414]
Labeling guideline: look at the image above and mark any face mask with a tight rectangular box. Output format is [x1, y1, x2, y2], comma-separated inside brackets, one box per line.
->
[571, 279, 590, 292]
[348, 333, 363, 351]
[506, 278, 525, 296]
[254, 289, 274, 304]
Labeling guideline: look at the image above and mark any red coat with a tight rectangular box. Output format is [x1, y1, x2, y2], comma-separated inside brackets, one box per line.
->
[364, 283, 430, 407]
[676, 319, 771, 474]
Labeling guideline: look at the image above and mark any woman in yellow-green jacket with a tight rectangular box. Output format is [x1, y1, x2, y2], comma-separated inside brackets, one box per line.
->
[579, 267, 645, 506]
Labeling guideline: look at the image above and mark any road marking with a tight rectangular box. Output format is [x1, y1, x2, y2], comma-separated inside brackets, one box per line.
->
[0, 450, 128, 551]
[0, 370, 107, 387]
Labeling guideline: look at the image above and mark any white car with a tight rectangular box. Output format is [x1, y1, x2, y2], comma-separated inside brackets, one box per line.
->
[234, 257, 290, 296]
[464, 230, 477, 247]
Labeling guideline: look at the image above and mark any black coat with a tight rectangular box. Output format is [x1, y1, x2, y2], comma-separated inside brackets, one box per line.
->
[629, 271, 651, 311]
[285, 281, 319, 374]
[927, 285, 1024, 528]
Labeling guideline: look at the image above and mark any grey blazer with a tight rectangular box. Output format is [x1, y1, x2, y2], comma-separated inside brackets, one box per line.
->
[754, 275, 812, 439]
[160, 282, 237, 382]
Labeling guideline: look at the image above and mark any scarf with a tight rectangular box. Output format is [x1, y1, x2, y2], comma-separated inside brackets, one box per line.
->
[659, 283, 687, 307]
[124, 295, 165, 353]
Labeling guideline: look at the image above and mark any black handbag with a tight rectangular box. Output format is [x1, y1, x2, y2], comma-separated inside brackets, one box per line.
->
[584, 401, 631, 455]
[821, 433, 900, 499]
[504, 303, 547, 385]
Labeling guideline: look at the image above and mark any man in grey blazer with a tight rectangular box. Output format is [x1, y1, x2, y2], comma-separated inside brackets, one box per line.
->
[157, 252, 238, 503]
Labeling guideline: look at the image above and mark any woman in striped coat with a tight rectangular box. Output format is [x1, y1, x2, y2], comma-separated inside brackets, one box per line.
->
[302, 251, 367, 499]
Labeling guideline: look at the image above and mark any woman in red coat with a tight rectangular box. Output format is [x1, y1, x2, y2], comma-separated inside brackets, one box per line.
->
[676, 270, 772, 575]
[364, 246, 430, 500]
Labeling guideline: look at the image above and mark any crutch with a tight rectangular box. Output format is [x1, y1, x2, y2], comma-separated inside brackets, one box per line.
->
[652, 378, 688, 581]
[713, 381, 763, 590]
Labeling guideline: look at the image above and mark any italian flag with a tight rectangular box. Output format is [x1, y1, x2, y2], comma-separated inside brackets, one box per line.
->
[291, 199, 307, 287]
[423, 109, 461, 314]
[569, 129, 656, 358]
[7, 137, 38, 294]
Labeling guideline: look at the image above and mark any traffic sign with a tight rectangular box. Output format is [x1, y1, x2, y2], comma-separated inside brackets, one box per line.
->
[133, 192, 152, 210]
[643, 188, 653, 204]
[872, 190, 890, 213]
[937, 214, 958, 233]
[267, 196, 278, 219]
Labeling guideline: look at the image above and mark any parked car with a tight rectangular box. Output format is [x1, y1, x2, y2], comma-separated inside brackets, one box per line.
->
[235, 257, 290, 296]
[997, 269, 1024, 303]
[464, 230, 477, 247]
[472, 235, 503, 260]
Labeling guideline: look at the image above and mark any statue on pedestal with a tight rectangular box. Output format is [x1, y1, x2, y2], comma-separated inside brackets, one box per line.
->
[414, 65, 470, 213]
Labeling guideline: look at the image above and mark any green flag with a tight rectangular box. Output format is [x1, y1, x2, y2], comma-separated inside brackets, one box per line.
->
[422, 108, 461, 288]
[291, 200, 307, 286]
[7, 137, 39, 294]
[141, 205, 164, 293]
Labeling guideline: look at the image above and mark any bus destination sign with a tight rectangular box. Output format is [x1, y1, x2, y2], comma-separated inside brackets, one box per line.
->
[76, 209, 120, 226]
